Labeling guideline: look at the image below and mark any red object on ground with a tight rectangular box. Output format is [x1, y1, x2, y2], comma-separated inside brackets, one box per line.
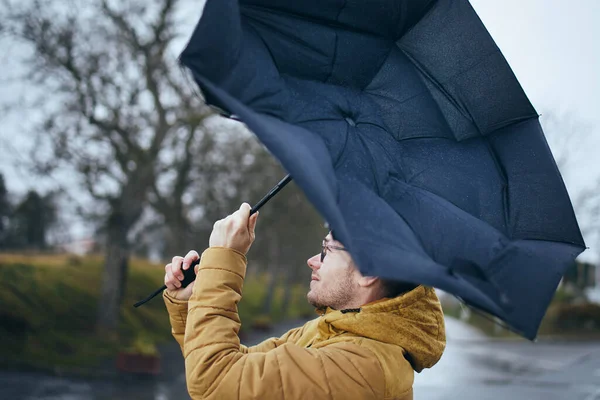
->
[116, 352, 161, 375]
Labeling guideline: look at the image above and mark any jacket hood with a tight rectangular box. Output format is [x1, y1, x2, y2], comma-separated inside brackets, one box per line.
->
[316, 286, 446, 372]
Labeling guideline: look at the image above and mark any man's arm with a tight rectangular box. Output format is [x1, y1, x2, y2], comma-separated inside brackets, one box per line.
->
[183, 247, 388, 399]
[163, 291, 188, 354]
[239, 325, 304, 353]
[163, 291, 305, 354]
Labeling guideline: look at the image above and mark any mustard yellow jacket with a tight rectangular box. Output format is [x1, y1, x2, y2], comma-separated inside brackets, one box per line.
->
[164, 248, 446, 400]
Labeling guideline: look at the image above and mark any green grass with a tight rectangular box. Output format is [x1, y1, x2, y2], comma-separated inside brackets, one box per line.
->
[0, 253, 314, 372]
[0, 253, 169, 370]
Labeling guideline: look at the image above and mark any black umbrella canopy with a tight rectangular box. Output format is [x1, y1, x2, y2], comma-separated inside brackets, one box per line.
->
[180, 0, 585, 340]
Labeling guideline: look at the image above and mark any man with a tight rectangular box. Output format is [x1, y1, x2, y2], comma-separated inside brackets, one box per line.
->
[163, 203, 445, 399]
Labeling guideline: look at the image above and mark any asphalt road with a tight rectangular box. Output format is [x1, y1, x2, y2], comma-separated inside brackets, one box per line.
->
[1, 317, 599, 400]
[415, 318, 600, 400]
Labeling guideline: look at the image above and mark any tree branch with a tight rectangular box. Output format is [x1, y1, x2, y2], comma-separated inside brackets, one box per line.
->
[100, 0, 144, 51]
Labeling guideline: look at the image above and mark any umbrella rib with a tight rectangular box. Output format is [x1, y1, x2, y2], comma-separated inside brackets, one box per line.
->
[324, 0, 348, 84]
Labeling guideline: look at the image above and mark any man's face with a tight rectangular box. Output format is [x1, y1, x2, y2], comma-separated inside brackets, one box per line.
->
[306, 233, 361, 310]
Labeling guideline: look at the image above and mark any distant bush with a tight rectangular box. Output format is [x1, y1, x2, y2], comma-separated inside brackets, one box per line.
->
[550, 303, 600, 332]
[251, 315, 273, 331]
[551, 286, 581, 305]
[124, 335, 159, 356]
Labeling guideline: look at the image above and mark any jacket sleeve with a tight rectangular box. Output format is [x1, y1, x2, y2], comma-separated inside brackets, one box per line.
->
[183, 247, 386, 400]
[163, 290, 189, 354]
[163, 289, 304, 355]
[239, 326, 304, 354]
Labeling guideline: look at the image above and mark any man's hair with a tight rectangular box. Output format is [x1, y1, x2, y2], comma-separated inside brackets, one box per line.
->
[380, 279, 418, 299]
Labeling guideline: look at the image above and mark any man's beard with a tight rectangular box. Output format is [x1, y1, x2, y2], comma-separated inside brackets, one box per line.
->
[307, 295, 330, 310]
[307, 274, 357, 310]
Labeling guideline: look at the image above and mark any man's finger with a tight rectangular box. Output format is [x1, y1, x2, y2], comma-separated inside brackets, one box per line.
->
[172, 256, 184, 280]
[165, 264, 180, 289]
[183, 250, 200, 270]
[235, 203, 251, 228]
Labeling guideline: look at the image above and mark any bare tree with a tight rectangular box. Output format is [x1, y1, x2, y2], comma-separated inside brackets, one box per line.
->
[541, 111, 593, 178]
[3, 0, 332, 331]
[541, 111, 600, 262]
[576, 181, 600, 262]
[0, 173, 11, 247]
[2, 0, 214, 334]
[150, 118, 273, 257]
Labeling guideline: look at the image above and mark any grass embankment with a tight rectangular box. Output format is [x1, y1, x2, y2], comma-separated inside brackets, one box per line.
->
[0, 253, 313, 372]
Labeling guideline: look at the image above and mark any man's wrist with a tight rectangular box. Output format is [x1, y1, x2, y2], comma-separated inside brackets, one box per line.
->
[199, 247, 247, 273]
[191, 247, 248, 299]
[206, 246, 247, 258]
[164, 289, 190, 304]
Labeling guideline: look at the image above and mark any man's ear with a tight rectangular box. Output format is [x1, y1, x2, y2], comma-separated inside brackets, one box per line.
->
[357, 275, 379, 288]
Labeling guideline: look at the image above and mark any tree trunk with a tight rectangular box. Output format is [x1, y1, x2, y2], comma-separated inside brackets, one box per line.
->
[96, 165, 153, 335]
[596, 258, 600, 289]
[97, 217, 130, 335]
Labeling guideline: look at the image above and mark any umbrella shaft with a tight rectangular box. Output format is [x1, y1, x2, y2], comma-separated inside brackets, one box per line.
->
[251, 174, 292, 215]
[133, 174, 293, 308]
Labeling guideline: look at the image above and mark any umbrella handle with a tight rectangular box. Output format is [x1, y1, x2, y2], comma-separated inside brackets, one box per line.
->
[133, 174, 293, 308]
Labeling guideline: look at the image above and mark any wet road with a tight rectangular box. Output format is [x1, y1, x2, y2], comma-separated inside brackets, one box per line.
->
[415, 318, 600, 400]
[2, 317, 599, 399]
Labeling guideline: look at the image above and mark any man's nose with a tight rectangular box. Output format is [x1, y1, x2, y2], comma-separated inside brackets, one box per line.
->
[307, 254, 321, 271]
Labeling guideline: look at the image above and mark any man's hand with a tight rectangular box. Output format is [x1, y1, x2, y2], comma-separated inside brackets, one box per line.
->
[164, 204, 257, 300]
[164, 250, 200, 301]
[209, 203, 259, 255]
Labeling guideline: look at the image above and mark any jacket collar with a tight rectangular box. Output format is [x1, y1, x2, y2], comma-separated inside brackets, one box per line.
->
[313, 286, 446, 372]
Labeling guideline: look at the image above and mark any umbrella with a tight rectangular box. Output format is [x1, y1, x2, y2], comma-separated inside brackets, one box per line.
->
[178, 0, 585, 340]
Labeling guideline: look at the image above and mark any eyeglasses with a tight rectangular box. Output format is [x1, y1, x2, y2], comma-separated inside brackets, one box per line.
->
[321, 240, 348, 262]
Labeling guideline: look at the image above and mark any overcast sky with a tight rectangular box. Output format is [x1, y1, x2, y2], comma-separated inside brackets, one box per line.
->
[1, 0, 599, 258]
